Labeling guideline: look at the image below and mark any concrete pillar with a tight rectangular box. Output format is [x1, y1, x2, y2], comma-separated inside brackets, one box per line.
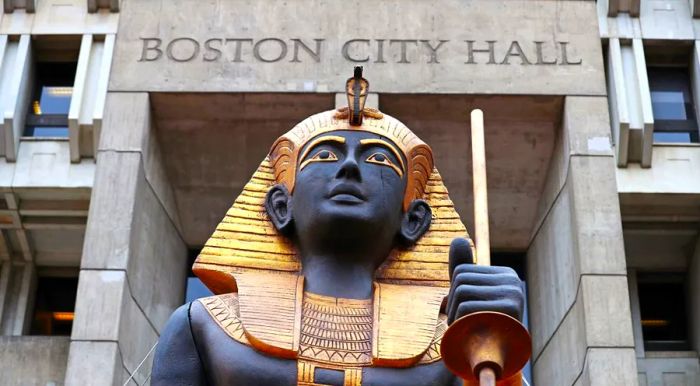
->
[64, 92, 187, 385]
[527, 96, 638, 385]
[0, 262, 35, 336]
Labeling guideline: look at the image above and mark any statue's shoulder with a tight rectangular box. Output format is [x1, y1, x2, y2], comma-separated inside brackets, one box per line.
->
[418, 313, 448, 365]
[195, 293, 249, 345]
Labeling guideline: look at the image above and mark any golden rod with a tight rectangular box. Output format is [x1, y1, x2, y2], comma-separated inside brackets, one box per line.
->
[471, 109, 490, 267]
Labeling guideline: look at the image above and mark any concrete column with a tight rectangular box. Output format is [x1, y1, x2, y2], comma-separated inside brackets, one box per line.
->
[64, 92, 187, 385]
[527, 96, 638, 385]
[0, 262, 35, 336]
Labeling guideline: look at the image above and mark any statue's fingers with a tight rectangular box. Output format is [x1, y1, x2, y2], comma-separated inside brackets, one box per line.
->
[449, 238, 474, 281]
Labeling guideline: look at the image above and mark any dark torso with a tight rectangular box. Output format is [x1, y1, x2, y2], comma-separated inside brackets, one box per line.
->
[189, 301, 457, 386]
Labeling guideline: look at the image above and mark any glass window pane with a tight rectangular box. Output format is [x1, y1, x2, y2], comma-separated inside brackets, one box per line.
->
[653, 132, 692, 143]
[651, 91, 687, 120]
[37, 86, 72, 115]
[648, 67, 699, 143]
[26, 126, 70, 137]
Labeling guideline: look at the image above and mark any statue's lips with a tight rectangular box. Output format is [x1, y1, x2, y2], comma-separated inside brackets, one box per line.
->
[328, 184, 366, 204]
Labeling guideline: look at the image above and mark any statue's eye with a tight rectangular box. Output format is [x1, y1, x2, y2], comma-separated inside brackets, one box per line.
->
[366, 152, 403, 177]
[299, 149, 338, 171]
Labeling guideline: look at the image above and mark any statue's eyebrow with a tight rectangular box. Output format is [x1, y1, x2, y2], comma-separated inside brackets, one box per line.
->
[359, 139, 406, 173]
[298, 135, 346, 162]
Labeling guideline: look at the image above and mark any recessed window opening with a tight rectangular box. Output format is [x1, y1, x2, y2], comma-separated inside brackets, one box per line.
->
[648, 67, 699, 143]
[184, 248, 213, 303]
[30, 276, 78, 335]
[24, 62, 77, 138]
[637, 273, 690, 351]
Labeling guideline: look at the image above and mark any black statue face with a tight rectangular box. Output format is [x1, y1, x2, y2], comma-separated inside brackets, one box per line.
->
[266, 130, 432, 267]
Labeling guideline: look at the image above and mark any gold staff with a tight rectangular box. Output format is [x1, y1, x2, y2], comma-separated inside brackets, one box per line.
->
[441, 109, 532, 386]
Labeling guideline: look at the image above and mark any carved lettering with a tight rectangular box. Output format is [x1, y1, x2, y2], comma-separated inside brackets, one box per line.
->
[420, 40, 449, 64]
[203, 38, 223, 62]
[559, 42, 582, 65]
[139, 38, 163, 62]
[389, 40, 418, 64]
[465, 40, 496, 64]
[254, 38, 288, 63]
[225, 39, 253, 62]
[290, 39, 324, 63]
[375, 39, 386, 63]
[166, 37, 200, 62]
[534, 41, 557, 65]
[135, 37, 584, 67]
[342, 39, 370, 63]
[500, 41, 531, 65]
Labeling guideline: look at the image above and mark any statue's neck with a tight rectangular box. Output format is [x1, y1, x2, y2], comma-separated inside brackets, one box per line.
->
[300, 254, 376, 299]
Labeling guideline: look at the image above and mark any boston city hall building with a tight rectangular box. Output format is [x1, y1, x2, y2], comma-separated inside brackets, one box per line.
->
[0, 0, 699, 385]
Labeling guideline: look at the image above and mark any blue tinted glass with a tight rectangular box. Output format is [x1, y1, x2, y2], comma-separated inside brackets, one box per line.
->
[29, 127, 69, 137]
[185, 277, 213, 303]
[651, 91, 687, 120]
[38, 87, 72, 114]
[653, 132, 691, 143]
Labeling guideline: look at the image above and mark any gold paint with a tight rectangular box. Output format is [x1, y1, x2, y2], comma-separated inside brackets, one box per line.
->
[192, 96, 473, 371]
[298, 135, 346, 165]
[199, 294, 249, 345]
[359, 138, 407, 174]
[268, 110, 435, 211]
[297, 360, 362, 386]
[299, 292, 373, 366]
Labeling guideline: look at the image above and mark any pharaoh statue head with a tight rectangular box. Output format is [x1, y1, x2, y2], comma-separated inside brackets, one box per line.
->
[193, 67, 471, 296]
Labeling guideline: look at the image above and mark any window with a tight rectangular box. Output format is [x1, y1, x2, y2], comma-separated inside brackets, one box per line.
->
[184, 249, 213, 303]
[648, 67, 699, 143]
[24, 62, 77, 138]
[637, 273, 690, 351]
[29, 276, 78, 335]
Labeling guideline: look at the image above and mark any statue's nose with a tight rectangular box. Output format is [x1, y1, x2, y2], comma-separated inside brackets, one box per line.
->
[335, 156, 362, 182]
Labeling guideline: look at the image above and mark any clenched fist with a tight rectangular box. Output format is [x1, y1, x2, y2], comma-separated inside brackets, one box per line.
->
[446, 238, 525, 324]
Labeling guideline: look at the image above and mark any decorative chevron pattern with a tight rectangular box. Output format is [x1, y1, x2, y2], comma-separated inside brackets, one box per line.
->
[418, 313, 447, 365]
[299, 292, 373, 366]
[199, 294, 248, 345]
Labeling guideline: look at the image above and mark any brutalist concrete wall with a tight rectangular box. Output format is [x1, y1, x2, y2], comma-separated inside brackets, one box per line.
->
[526, 97, 638, 385]
[0, 336, 70, 386]
[64, 93, 188, 386]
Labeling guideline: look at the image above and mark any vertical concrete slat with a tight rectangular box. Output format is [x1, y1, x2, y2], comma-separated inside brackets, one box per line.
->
[0, 262, 10, 324]
[608, 38, 630, 167]
[626, 269, 645, 358]
[69, 34, 93, 163]
[10, 263, 34, 336]
[3, 35, 31, 162]
[92, 34, 115, 158]
[691, 41, 700, 150]
[0, 35, 8, 159]
[631, 39, 654, 168]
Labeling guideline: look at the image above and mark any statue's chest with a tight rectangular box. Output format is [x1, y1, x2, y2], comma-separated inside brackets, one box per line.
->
[296, 292, 372, 385]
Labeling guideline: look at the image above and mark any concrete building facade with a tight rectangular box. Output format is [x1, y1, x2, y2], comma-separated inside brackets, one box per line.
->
[0, 1, 697, 385]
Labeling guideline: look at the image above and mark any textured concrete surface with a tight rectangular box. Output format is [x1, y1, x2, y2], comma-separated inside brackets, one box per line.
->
[111, 0, 605, 95]
[66, 92, 187, 386]
[0, 336, 70, 386]
[527, 96, 638, 386]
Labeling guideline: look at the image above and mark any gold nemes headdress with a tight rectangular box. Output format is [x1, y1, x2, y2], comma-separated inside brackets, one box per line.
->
[193, 68, 470, 294]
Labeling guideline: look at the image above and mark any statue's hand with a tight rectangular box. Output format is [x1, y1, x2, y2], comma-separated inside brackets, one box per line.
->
[446, 238, 524, 324]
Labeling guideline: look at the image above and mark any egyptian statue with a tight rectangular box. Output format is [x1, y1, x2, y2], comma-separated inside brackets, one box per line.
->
[152, 68, 525, 386]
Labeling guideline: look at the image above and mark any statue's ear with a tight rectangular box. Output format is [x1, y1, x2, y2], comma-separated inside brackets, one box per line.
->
[265, 184, 294, 236]
[398, 199, 432, 247]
